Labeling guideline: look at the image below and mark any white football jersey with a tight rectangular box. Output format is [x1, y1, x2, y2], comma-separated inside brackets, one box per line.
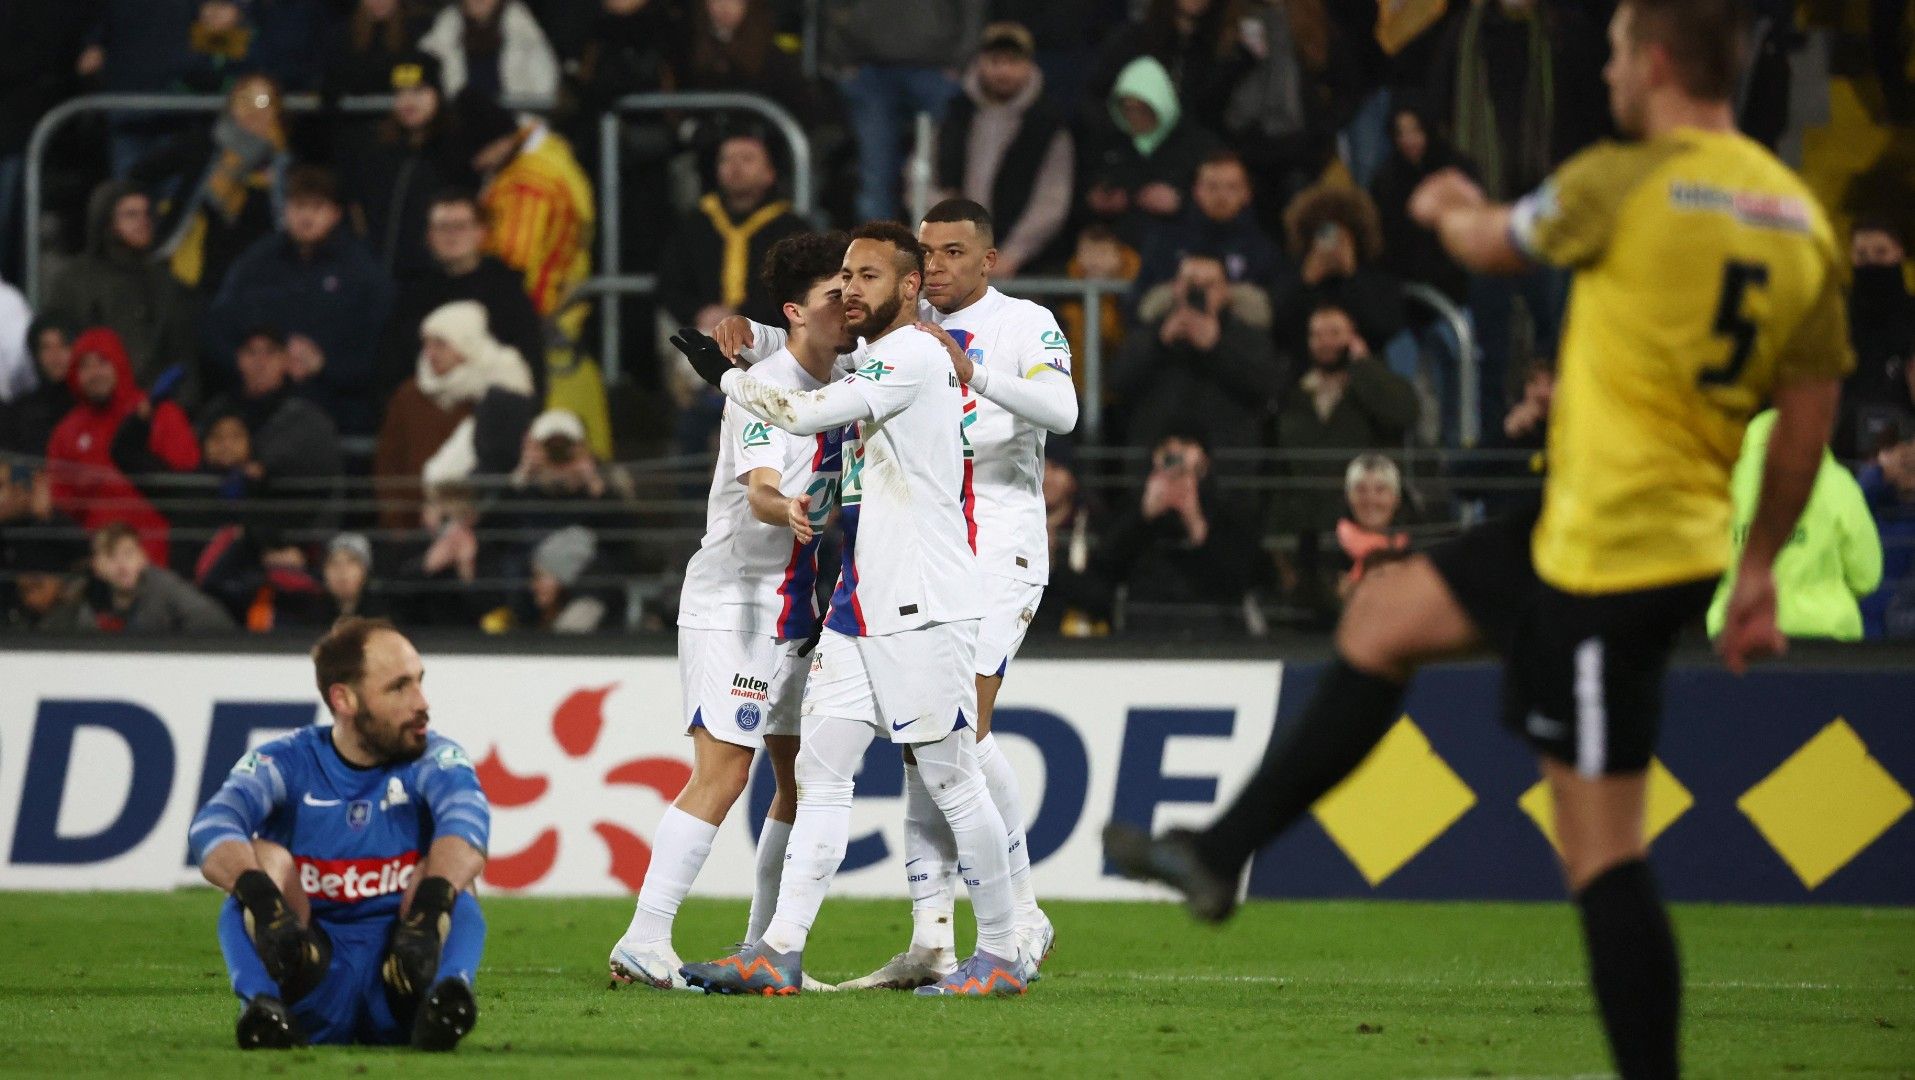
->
[679, 350, 844, 638]
[935, 287, 1071, 585]
[824, 325, 982, 637]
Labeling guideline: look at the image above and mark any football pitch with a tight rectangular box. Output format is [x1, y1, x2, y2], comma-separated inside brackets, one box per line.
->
[0, 893, 1908, 1078]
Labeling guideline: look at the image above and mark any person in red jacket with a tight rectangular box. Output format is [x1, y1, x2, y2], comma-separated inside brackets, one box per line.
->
[45, 327, 200, 566]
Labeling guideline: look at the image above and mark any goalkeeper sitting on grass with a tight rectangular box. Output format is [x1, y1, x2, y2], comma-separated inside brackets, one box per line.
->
[188, 617, 490, 1051]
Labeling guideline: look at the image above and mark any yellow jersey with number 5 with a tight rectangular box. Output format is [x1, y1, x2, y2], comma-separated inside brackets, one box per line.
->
[1510, 128, 1853, 594]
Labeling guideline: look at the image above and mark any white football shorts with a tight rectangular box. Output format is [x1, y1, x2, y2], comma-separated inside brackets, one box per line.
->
[677, 626, 806, 749]
[801, 620, 980, 745]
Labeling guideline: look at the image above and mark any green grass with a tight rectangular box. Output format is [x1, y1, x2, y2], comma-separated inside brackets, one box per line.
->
[0, 893, 1908, 1079]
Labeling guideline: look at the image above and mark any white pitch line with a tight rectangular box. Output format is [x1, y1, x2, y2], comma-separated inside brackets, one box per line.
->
[1064, 973, 1905, 992]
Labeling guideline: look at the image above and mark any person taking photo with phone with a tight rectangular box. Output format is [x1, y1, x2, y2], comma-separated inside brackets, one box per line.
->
[1111, 251, 1283, 452]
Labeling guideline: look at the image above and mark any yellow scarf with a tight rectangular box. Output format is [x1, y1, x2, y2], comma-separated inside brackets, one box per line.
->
[698, 193, 792, 309]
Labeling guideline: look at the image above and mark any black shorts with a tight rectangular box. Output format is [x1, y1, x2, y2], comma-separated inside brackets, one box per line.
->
[1424, 501, 1716, 776]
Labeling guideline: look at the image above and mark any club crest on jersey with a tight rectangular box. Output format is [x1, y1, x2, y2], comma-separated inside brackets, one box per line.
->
[731, 673, 770, 701]
[347, 800, 372, 829]
[736, 701, 762, 731]
[384, 775, 409, 808]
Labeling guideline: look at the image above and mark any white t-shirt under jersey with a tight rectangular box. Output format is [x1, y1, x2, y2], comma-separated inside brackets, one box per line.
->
[678, 349, 844, 638]
[823, 326, 982, 637]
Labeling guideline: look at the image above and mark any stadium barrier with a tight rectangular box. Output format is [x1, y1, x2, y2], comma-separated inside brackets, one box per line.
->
[0, 642, 1907, 904]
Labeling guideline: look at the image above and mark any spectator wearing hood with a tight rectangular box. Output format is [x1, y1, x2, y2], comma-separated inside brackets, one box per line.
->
[198, 326, 343, 523]
[1084, 0, 1252, 138]
[377, 188, 544, 404]
[1080, 56, 1220, 246]
[373, 300, 535, 526]
[44, 181, 202, 403]
[1368, 101, 1476, 304]
[204, 164, 395, 435]
[418, 0, 559, 105]
[936, 22, 1074, 278]
[320, 530, 390, 621]
[453, 89, 594, 318]
[46, 328, 200, 566]
[340, 52, 468, 282]
[84, 521, 234, 632]
[137, 73, 292, 293]
[519, 524, 607, 633]
[0, 317, 79, 455]
[1133, 150, 1282, 302]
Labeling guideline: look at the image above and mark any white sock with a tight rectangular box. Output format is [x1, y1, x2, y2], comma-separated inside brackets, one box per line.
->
[975, 732, 1041, 923]
[915, 730, 1018, 959]
[625, 806, 717, 947]
[902, 761, 957, 953]
[760, 715, 870, 955]
[746, 816, 792, 944]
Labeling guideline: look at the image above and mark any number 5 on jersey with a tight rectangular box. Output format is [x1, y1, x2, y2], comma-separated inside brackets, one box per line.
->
[1698, 259, 1769, 388]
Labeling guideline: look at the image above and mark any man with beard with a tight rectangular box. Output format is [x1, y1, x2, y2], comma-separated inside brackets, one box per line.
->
[675, 222, 1036, 998]
[189, 617, 490, 1051]
[1107, 4, 1850, 1078]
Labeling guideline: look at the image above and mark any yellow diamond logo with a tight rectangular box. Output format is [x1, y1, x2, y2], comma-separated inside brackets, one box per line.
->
[1311, 717, 1476, 886]
[1738, 719, 1912, 890]
[1519, 758, 1694, 855]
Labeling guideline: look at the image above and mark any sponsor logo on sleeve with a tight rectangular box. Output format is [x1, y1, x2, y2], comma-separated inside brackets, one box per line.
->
[741, 421, 773, 449]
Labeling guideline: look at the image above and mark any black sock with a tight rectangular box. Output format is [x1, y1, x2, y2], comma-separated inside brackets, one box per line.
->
[1192, 656, 1405, 877]
[1577, 859, 1681, 1080]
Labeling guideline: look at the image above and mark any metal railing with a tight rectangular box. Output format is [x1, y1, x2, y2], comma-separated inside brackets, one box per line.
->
[23, 89, 815, 338]
[1403, 283, 1480, 447]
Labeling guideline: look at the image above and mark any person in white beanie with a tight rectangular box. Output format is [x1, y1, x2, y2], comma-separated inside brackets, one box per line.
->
[410, 299, 541, 495]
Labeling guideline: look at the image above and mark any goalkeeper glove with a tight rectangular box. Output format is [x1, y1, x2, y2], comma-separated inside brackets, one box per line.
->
[383, 876, 456, 1007]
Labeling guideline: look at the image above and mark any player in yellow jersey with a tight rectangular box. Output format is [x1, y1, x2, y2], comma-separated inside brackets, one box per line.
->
[1106, 4, 1849, 1078]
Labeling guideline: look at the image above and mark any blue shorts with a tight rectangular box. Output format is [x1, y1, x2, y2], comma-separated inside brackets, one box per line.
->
[294, 916, 407, 1046]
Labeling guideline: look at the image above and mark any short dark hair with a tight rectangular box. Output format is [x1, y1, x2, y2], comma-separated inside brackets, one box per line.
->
[90, 521, 142, 556]
[1624, 0, 1749, 101]
[241, 324, 287, 350]
[428, 187, 487, 226]
[284, 164, 340, 206]
[311, 616, 400, 704]
[848, 220, 924, 278]
[1853, 217, 1904, 244]
[762, 230, 851, 308]
[1197, 149, 1248, 177]
[921, 198, 994, 247]
[1309, 300, 1355, 324]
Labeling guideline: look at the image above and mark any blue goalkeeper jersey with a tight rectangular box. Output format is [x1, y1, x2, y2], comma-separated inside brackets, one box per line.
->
[189, 725, 491, 925]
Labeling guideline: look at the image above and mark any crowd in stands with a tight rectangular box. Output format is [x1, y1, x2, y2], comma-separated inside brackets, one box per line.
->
[0, 0, 1911, 643]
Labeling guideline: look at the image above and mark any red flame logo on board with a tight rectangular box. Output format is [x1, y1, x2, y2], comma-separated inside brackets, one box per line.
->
[475, 684, 690, 891]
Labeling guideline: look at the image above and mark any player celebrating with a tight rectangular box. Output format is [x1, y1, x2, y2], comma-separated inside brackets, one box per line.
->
[1106, 5, 1848, 1079]
[606, 231, 851, 991]
[718, 199, 1078, 989]
[677, 222, 1036, 997]
[190, 618, 490, 1051]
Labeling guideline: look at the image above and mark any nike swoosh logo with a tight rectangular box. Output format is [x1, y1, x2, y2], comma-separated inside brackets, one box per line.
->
[891, 719, 919, 731]
[302, 794, 342, 807]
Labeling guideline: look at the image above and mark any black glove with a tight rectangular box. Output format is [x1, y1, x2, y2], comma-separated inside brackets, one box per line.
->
[383, 876, 456, 1008]
[795, 629, 822, 657]
[672, 327, 736, 389]
[234, 869, 328, 1000]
